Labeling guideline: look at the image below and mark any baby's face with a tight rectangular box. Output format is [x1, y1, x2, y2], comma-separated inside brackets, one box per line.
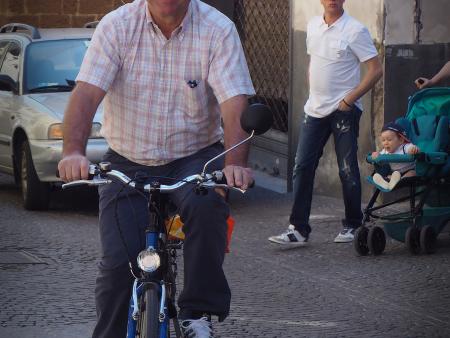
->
[380, 130, 404, 153]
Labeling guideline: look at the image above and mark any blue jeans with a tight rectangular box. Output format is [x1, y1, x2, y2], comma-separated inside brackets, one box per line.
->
[289, 107, 363, 236]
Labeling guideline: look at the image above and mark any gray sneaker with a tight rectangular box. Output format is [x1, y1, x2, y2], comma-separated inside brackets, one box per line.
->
[181, 316, 213, 338]
[334, 228, 356, 243]
[268, 225, 308, 246]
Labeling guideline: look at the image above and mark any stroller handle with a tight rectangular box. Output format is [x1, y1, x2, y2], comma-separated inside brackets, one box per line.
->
[366, 153, 415, 164]
[366, 152, 448, 165]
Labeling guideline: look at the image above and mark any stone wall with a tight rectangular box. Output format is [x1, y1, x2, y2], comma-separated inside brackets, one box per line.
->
[0, 0, 132, 28]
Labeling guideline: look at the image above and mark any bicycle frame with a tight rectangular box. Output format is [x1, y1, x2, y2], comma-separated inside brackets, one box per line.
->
[126, 182, 179, 338]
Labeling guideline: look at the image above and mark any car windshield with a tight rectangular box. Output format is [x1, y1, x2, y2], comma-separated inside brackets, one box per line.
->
[24, 39, 89, 93]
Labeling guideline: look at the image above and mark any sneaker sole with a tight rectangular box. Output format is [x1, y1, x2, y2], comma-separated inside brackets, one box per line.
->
[334, 237, 354, 243]
[268, 238, 308, 246]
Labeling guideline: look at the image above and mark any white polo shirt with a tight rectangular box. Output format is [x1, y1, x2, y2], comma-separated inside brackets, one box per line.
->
[304, 12, 378, 118]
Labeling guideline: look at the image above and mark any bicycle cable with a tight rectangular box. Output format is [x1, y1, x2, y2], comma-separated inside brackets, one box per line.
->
[113, 181, 144, 279]
[111, 174, 177, 278]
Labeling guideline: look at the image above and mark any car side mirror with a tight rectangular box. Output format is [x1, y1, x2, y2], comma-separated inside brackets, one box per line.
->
[0, 75, 18, 93]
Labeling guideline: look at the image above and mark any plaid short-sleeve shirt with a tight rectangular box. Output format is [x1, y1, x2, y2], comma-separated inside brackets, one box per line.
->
[77, 0, 255, 166]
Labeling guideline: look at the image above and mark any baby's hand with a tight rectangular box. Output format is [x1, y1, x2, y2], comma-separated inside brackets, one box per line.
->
[371, 151, 380, 159]
[408, 145, 420, 154]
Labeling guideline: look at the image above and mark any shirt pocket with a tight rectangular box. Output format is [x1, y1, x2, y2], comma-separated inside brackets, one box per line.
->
[309, 36, 348, 60]
[181, 79, 208, 117]
[329, 38, 348, 59]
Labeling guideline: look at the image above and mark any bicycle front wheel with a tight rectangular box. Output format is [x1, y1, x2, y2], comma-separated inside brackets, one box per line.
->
[137, 283, 160, 338]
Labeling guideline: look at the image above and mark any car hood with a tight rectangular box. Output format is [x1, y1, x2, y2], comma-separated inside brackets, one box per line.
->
[28, 92, 103, 122]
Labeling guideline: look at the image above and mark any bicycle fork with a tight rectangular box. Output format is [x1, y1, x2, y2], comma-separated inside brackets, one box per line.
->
[126, 228, 170, 338]
[126, 280, 169, 338]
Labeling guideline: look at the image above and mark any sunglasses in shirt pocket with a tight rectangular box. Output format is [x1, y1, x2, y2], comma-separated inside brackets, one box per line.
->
[182, 79, 208, 117]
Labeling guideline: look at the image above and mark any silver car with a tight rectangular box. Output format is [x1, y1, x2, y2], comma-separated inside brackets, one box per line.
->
[0, 23, 107, 210]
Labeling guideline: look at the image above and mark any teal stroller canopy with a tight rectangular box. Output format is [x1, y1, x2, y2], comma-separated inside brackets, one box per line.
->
[406, 87, 450, 119]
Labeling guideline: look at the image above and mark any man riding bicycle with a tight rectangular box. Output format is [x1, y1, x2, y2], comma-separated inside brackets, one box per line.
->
[57, 1, 255, 337]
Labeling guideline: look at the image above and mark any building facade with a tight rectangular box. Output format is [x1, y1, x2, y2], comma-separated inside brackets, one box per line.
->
[2, 0, 449, 199]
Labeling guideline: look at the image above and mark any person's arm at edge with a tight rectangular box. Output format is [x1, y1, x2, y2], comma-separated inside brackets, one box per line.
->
[339, 56, 383, 110]
[58, 81, 106, 182]
[415, 61, 450, 89]
[220, 94, 253, 190]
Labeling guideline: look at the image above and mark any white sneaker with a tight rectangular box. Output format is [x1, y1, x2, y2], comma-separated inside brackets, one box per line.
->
[334, 228, 356, 243]
[388, 171, 401, 190]
[181, 316, 213, 338]
[268, 225, 308, 246]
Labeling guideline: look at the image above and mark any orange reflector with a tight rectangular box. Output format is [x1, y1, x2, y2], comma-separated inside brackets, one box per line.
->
[165, 215, 235, 253]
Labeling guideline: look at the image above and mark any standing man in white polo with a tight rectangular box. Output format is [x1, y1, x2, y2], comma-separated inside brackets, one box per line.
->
[269, 0, 382, 246]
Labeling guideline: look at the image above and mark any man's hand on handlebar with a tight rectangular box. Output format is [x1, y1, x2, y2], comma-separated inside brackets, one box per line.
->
[222, 165, 254, 190]
[58, 154, 90, 182]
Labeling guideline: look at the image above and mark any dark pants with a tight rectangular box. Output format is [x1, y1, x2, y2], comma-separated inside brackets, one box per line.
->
[289, 108, 363, 236]
[92, 143, 230, 338]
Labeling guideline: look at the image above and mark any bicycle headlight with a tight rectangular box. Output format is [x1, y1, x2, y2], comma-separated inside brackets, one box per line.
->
[137, 249, 161, 272]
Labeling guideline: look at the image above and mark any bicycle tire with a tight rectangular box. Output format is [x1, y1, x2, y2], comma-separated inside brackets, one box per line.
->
[137, 283, 160, 338]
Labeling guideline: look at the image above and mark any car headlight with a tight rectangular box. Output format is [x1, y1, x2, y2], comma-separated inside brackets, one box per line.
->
[48, 123, 63, 139]
[137, 249, 161, 272]
[48, 122, 102, 140]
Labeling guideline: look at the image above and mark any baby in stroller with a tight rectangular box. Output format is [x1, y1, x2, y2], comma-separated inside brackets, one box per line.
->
[371, 122, 420, 191]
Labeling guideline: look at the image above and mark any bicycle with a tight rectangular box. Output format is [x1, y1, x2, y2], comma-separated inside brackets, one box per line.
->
[61, 103, 272, 338]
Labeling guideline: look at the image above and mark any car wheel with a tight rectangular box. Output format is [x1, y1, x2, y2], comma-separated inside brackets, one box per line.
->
[20, 140, 50, 210]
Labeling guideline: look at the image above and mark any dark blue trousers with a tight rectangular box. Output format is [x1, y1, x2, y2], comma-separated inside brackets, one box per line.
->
[289, 107, 363, 236]
[92, 142, 230, 338]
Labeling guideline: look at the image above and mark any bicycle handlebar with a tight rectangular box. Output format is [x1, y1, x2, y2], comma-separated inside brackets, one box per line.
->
[61, 164, 248, 193]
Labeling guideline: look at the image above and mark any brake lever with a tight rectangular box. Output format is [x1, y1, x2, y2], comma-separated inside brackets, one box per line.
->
[61, 178, 111, 189]
[215, 184, 247, 194]
[200, 181, 247, 194]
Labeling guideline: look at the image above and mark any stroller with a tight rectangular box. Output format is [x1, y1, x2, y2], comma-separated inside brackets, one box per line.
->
[354, 87, 450, 255]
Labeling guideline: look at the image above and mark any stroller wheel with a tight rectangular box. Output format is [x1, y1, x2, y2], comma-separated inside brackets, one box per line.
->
[368, 226, 386, 255]
[353, 226, 369, 256]
[420, 225, 436, 254]
[405, 226, 420, 255]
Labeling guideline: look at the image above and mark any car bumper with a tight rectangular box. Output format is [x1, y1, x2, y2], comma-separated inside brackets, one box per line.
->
[29, 138, 108, 182]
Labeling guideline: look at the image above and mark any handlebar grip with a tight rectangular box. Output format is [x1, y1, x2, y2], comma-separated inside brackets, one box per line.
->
[55, 164, 98, 179]
[212, 171, 255, 188]
[212, 171, 227, 185]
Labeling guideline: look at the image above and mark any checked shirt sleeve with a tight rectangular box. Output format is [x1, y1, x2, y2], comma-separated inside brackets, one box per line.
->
[76, 13, 122, 92]
[208, 23, 255, 104]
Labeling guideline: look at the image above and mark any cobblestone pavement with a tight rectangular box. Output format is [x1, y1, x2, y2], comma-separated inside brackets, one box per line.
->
[1, 172, 450, 338]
